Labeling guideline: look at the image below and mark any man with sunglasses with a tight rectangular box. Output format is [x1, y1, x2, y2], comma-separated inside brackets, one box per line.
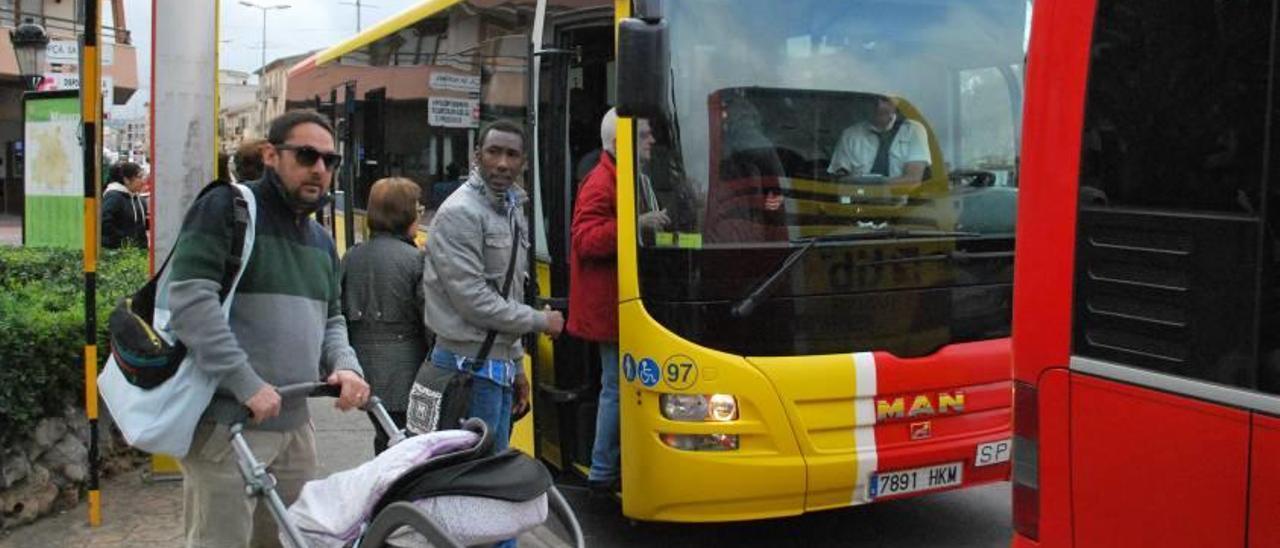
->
[168, 109, 370, 547]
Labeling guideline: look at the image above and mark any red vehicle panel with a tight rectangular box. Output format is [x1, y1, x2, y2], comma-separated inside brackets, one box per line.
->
[871, 341, 1012, 494]
[874, 339, 1010, 395]
[1010, 0, 1096, 387]
[1017, 0, 1280, 545]
[1250, 414, 1280, 548]
[1070, 376, 1249, 547]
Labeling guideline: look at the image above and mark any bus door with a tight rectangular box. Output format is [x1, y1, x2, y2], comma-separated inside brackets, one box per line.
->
[338, 81, 359, 250]
[529, 8, 615, 475]
[1015, 0, 1280, 545]
[361, 87, 388, 207]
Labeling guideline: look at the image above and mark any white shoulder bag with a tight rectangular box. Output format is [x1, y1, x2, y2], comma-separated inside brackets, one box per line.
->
[98, 182, 257, 458]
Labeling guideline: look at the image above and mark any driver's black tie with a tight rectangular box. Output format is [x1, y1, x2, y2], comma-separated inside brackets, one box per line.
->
[870, 129, 893, 176]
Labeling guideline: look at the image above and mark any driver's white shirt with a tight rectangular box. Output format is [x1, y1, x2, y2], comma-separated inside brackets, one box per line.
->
[827, 118, 931, 177]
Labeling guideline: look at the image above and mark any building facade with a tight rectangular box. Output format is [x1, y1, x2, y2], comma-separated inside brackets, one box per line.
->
[255, 52, 312, 135]
[218, 69, 260, 153]
[0, 0, 139, 215]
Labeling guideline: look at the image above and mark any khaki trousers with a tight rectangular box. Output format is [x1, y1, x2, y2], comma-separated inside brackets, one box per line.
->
[180, 421, 317, 548]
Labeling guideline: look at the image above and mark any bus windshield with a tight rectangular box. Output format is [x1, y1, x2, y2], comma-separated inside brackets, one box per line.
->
[636, 0, 1027, 357]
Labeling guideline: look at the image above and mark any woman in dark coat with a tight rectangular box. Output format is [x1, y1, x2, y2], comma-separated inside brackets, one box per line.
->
[341, 177, 429, 453]
[101, 161, 149, 249]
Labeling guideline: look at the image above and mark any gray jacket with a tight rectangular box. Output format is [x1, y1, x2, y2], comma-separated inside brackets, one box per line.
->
[422, 172, 545, 363]
[342, 232, 429, 412]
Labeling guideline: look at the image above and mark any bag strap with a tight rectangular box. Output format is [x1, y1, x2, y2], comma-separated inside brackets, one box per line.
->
[475, 207, 522, 362]
[218, 192, 251, 301]
[132, 181, 249, 316]
[142, 181, 250, 300]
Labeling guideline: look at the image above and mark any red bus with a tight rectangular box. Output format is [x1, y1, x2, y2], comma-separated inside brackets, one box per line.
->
[1014, 0, 1280, 546]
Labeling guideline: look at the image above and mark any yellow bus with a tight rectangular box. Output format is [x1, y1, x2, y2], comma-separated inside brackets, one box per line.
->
[291, 0, 1027, 522]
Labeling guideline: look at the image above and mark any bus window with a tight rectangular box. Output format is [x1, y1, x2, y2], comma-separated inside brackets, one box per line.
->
[1074, 0, 1275, 392]
[1079, 2, 1267, 215]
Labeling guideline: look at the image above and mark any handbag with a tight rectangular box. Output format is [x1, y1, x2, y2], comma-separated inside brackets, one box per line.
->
[405, 362, 473, 435]
[406, 206, 523, 435]
[107, 181, 252, 388]
[98, 182, 257, 457]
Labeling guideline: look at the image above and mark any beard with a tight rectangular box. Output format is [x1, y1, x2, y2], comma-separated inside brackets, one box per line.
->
[290, 184, 322, 204]
[481, 169, 513, 192]
[281, 175, 329, 213]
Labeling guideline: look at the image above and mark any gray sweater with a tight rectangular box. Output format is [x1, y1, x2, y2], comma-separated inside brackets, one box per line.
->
[421, 173, 546, 363]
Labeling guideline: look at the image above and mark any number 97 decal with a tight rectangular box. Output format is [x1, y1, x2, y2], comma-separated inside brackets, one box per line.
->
[662, 355, 698, 390]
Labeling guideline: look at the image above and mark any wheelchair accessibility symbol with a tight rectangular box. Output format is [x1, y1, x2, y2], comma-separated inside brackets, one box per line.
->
[638, 358, 661, 388]
[622, 354, 637, 382]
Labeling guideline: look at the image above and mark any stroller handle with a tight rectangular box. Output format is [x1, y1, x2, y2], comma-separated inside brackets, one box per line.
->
[277, 382, 408, 449]
[229, 381, 358, 428]
[278, 381, 341, 400]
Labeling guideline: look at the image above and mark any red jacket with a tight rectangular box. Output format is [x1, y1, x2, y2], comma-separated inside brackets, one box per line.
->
[567, 154, 619, 342]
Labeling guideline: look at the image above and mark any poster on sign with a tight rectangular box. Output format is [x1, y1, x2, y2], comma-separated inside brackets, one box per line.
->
[428, 97, 480, 128]
[23, 91, 84, 248]
[39, 40, 114, 101]
[46, 40, 113, 65]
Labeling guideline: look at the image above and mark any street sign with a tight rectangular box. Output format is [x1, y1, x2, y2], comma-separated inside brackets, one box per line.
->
[428, 97, 480, 128]
[429, 72, 481, 94]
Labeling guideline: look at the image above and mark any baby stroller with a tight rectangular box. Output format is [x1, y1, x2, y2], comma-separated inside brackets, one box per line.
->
[228, 382, 585, 548]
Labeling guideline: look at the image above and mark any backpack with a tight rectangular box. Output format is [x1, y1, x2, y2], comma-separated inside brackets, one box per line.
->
[107, 180, 252, 388]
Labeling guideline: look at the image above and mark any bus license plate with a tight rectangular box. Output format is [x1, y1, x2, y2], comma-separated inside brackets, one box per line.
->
[870, 462, 963, 499]
[975, 439, 1012, 467]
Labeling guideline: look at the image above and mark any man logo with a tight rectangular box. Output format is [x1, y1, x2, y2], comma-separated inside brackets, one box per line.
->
[876, 392, 965, 421]
[910, 421, 932, 440]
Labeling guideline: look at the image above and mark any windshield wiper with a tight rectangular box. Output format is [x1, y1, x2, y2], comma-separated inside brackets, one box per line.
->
[859, 249, 1017, 266]
[728, 228, 985, 318]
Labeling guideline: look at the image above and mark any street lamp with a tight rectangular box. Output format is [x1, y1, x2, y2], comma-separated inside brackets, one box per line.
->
[240, 1, 290, 134]
[238, 1, 291, 83]
[10, 17, 49, 91]
[339, 1, 380, 33]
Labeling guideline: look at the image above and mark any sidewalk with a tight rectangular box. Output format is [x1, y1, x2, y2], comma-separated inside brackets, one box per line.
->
[0, 401, 571, 547]
[0, 214, 19, 246]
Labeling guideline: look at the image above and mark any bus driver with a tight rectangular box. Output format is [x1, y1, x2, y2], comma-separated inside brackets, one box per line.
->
[828, 95, 931, 185]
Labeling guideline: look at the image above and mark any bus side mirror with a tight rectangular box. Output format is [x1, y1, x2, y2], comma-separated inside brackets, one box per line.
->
[616, 17, 668, 119]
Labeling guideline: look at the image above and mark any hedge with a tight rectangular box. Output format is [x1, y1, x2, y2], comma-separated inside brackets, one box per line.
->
[0, 246, 149, 447]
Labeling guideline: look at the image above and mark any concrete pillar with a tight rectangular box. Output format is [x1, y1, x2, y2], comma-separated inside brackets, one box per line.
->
[151, 1, 217, 260]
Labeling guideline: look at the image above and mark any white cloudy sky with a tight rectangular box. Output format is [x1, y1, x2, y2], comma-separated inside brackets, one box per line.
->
[117, 0, 423, 112]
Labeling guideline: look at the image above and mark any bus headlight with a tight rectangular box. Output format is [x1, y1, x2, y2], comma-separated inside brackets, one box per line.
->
[708, 394, 738, 421]
[660, 394, 738, 422]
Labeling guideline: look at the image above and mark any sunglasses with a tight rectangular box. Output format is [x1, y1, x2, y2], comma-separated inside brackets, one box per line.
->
[275, 144, 343, 171]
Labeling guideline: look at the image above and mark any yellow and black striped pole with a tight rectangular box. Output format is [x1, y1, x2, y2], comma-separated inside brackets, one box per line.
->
[81, 0, 103, 528]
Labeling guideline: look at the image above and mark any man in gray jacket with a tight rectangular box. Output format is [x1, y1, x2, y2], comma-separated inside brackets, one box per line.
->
[421, 120, 564, 452]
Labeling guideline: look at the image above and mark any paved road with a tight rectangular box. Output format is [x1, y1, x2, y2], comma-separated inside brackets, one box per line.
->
[562, 482, 1010, 548]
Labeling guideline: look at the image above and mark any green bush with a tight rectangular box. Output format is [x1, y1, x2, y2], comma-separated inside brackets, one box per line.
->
[0, 247, 149, 447]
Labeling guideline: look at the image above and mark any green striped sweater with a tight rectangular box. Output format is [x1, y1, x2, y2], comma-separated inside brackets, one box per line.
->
[167, 172, 362, 430]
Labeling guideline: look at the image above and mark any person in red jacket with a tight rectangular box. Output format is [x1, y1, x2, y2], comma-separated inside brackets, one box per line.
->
[568, 108, 666, 494]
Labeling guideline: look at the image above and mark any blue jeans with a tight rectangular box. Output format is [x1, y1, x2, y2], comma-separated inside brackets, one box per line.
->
[431, 348, 513, 452]
[589, 342, 620, 483]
